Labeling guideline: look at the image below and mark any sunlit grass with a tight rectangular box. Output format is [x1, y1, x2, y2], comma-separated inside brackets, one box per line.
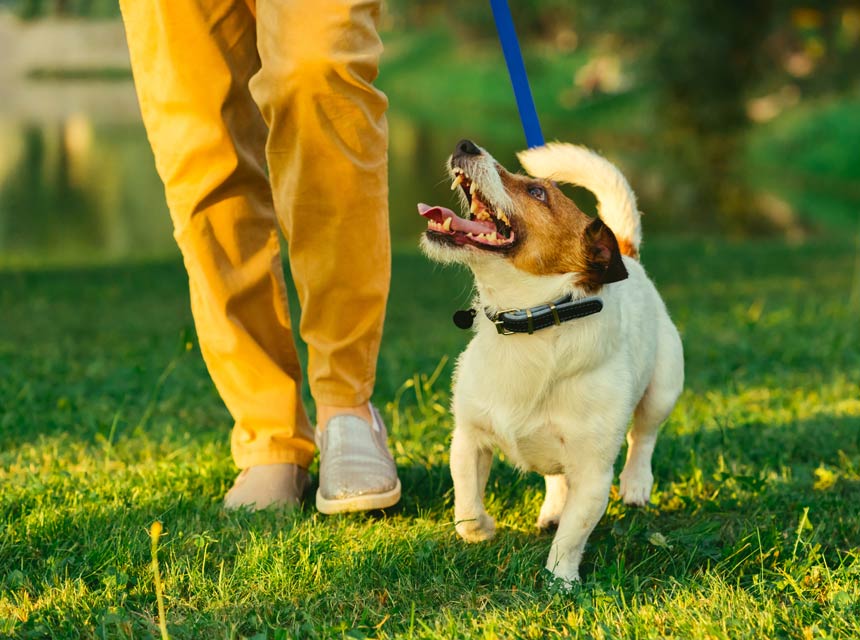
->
[1, 236, 859, 638]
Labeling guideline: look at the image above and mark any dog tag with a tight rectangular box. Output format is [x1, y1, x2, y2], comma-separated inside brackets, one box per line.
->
[452, 308, 477, 329]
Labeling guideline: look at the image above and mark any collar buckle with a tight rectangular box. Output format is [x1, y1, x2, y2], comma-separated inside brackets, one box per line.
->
[493, 308, 517, 335]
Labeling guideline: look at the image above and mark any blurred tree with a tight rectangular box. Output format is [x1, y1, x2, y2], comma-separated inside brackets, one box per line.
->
[385, 0, 578, 41]
[653, 0, 774, 232]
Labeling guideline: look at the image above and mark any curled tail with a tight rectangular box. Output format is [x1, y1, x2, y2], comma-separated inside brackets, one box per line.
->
[517, 143, 641, 259]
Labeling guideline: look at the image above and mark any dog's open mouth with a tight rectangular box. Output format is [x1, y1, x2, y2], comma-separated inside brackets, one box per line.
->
[418, 169, 515, 250]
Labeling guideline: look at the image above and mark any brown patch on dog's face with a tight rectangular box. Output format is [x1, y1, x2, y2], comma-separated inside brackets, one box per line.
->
[498, 169, 628, 291]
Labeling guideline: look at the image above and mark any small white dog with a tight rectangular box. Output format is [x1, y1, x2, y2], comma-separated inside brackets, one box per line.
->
[419, 139, 684, 584]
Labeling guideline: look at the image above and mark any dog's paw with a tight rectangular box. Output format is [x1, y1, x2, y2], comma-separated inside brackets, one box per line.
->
[455, 512, 496, 542]
[619, 466, 653, 506]
[545, 565, 580, 590]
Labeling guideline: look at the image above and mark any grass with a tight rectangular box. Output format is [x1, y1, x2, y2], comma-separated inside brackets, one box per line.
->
[2, 234, 860, 639]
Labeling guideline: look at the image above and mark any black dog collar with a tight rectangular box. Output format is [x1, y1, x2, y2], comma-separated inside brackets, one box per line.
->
[453, 294, 603, 335]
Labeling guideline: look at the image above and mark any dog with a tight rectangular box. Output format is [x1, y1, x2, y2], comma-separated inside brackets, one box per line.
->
[418, 139, 684, 584]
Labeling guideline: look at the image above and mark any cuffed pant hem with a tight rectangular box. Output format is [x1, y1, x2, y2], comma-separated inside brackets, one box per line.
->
[311, 385, 375, 409]
[233, 442, 315, 470]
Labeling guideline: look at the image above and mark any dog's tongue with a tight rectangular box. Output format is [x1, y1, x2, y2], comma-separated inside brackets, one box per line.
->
[417, 203, 495, 235]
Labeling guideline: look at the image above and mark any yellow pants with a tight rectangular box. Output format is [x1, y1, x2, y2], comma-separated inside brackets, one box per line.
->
[120, 0, 390, 469]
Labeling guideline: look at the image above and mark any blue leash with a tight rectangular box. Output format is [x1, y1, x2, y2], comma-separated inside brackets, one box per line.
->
[489, 0, 545, 148]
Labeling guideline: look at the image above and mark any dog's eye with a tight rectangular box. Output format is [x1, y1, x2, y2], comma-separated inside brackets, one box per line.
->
[527, 185, 547, 202]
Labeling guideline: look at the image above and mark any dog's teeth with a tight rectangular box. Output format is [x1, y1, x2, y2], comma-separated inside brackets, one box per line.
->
[442, 217, 452, 231]
[450, 175, 463, 190]
[470, 200, 479, 214]
[488, 232, 497, 241]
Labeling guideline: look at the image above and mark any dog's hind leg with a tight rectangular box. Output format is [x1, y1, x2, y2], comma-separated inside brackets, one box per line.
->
[536, 474, 568, 530]
[451, 424, 496, 542]
[620, 322, 683, 506]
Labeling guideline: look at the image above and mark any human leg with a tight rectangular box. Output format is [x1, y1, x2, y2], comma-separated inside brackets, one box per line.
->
[120, 0, 315, 507]
[250, 0, 398, 512]
[251, 0, 390, 412]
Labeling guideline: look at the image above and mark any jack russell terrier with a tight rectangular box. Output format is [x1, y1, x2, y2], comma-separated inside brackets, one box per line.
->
[418, 139, 684, 585]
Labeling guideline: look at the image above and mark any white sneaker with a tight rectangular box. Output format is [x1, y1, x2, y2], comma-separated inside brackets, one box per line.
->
[315, 405, 401, 514]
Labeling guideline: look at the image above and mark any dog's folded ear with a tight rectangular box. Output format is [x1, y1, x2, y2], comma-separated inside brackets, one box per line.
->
[580, 218, 628, 287]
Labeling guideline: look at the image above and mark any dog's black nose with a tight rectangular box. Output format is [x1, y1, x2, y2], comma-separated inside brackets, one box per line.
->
[455, 139, 481, 156]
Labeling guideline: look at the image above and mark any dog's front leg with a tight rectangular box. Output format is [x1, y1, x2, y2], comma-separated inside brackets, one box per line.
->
[450, 425, 495, 542]
[546, 466, 612, 584]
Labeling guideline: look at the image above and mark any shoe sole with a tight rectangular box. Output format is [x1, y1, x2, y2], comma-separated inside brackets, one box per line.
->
[316, 479, 402, 515]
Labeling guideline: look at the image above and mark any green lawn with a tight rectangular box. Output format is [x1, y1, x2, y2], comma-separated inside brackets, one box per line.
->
[2, 235, 860, 639]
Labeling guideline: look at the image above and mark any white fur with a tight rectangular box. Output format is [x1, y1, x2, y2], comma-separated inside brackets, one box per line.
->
[440, 144, 683, 586]
[518, 142, 642, 252]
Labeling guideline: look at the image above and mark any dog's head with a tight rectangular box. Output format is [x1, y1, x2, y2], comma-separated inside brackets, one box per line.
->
[419, 140, 627, 293]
